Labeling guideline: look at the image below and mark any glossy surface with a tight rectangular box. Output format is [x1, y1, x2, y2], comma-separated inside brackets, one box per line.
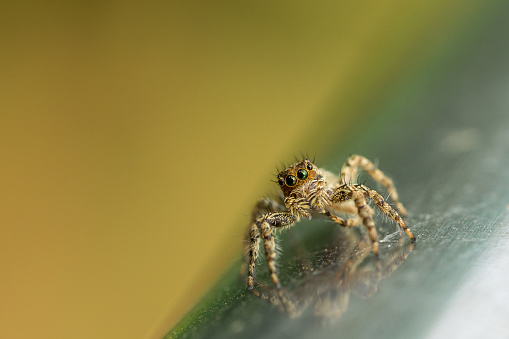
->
[166, 3, 509, 338]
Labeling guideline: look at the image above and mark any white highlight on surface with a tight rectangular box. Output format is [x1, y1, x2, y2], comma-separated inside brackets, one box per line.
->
[425, 218, 509, 339]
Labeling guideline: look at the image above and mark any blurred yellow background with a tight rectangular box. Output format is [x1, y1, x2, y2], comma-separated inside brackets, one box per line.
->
[0, 1, 484, 338]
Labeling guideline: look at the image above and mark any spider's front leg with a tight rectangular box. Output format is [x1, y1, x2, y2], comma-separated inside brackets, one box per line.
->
[246, 212, 298, 291]
[246, 211, 300, 313]
[241, 197, 286, 280]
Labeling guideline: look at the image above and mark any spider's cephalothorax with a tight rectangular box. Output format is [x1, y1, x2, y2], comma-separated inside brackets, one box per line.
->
[241, 155, 415, 312]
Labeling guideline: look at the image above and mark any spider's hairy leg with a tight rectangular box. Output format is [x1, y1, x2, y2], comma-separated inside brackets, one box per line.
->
[251, 212, 298, 312]
[241, 197, 286, 280]
[250, 197, 286, 220]
[341, 154, 408, 217]
[331, 185, 380, 256]
[352, 190, 380, 256]
[246, 222, 260, 291]
[358, 185, 416, 242]
[323, 210, 361, 228]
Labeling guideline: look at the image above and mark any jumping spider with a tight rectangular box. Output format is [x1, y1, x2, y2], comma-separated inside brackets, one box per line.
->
[242, 155, 415, 308]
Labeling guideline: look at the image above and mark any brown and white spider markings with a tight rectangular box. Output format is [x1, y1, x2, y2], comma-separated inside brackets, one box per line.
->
[242, 155, 415, 307]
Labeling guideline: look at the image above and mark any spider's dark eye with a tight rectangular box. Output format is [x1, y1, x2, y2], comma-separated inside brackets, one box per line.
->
[278, 178, 284, 186]
[297, 169, 308, 180]
[307, 163, 313, 170]
[285, 175, 297, 186]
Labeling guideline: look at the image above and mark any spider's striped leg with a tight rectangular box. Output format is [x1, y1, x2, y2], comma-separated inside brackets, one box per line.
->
[351, 190, 380, 256]
[246, 222, 260, 291]
[241, 198, 286, 280]
[358, 184, 416, 242]
[331, 185, 380, 256]
[251, 212, 298, 313]
[340, 154, 407, 217]
[323, 210, 361, 228]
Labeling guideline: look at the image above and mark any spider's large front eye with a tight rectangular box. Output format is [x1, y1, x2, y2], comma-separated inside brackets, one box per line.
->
[297, 169, 308, 180]
[285, 175, 297, 186]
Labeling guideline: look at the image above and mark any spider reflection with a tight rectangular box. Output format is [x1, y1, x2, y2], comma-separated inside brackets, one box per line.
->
[252, 229, 414, 323]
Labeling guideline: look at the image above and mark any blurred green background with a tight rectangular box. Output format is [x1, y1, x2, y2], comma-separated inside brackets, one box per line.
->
[0, 1, 488, 338]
